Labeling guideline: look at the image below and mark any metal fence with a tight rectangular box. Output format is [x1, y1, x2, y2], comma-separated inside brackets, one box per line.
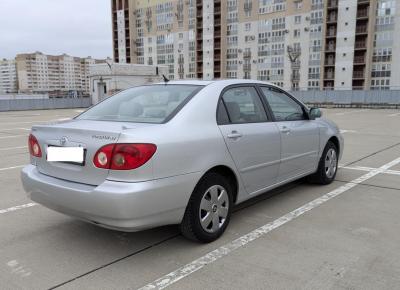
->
[0, 98, 92, 112]
[0, 90, 399, 112]
[290, 90, 400, 108]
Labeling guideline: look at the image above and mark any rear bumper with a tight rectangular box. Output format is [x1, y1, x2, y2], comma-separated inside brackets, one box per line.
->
[21, 165, 202, 231]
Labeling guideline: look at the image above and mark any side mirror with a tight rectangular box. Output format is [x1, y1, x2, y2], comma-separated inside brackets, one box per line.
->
[309, 107, 322, 120]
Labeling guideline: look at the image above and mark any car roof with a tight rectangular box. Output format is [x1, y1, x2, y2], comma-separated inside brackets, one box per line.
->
[155, 79, 278, 87]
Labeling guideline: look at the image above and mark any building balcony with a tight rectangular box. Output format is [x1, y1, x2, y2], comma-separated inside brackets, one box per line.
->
[327, 15, 338, 23]
[356, 26, 368, 34]
[324, 73, 335, 80]
[325, 45, 336, 52]
[291, 74, 300, 81]
[357, 0, 370, 5]
[226, 65, 238, 71]
[326, 29, 337, 37]
[355, 41, 367, 50]
[243, 52, 252, 59]
[244, 3, 252, 11]
[357, 9, 369, 18]
[325, 59, 335, 66]
[353, 71, 365, 79]
[291, 62, 301, 69]
[353, 56, 365, 64]
[327, 0, 338, 9]
[243, 64, 251, 71]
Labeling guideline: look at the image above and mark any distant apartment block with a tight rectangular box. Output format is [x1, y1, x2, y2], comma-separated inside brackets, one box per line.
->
[0, 59, 18, 93]
[111, 0, 400, 90]
[9, 52, 108, 96]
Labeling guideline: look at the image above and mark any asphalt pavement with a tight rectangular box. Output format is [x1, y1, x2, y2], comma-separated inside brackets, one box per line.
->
[0, 108, 400, 290]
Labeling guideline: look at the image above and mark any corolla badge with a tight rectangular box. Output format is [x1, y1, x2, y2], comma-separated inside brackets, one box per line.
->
[91, 135, 117, 141]
[60, 136, 68, 146]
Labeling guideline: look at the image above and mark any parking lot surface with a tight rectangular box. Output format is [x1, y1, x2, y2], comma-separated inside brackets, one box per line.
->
[0, 108, 400, 290]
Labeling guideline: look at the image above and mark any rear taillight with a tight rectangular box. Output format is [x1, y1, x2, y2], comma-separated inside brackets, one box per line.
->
[28, 134, 42, 157]
[93, 143, 157, 170]
[93, 144, 114, 169]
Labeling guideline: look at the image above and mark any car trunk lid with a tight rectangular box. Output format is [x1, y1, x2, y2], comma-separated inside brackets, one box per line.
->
[32, 119, 152, 185]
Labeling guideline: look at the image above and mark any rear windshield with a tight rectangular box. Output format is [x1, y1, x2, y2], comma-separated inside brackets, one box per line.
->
[77, 85, 202, 123]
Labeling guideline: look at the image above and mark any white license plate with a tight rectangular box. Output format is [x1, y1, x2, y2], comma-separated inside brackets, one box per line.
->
[47, 146, 84, 163]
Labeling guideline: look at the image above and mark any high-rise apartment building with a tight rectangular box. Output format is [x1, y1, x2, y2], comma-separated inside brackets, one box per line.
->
[0, 59, 18, 94]
[14, 52, 108, 96]
[112, 0, 400, 90]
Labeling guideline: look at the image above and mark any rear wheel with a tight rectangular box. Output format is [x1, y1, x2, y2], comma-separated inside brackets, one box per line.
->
[308, 141, 338, 185]
[180, 172, 233, 243]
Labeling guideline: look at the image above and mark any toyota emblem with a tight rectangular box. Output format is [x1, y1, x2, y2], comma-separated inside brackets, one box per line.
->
[60, 136, 68, 146]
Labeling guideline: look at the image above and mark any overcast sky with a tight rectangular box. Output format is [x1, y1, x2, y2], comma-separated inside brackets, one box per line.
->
[0, 0, 112, 60]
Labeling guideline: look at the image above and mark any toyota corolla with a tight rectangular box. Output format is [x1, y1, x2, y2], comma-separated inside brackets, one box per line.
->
[21, 80, 343, 242]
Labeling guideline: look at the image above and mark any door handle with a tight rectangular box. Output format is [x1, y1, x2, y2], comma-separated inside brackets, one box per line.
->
[227, 131, 243, 139]
[280, 126, 291, 134]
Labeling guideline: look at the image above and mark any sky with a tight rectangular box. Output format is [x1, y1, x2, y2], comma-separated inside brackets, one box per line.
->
[0, 0, 112, 60]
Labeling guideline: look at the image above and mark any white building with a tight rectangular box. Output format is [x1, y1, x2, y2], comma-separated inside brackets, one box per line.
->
[112, 0, 400, 91]
[89, 62, 168, 104]
[15, 52, 108, 96]
[0, 59, 18, 94]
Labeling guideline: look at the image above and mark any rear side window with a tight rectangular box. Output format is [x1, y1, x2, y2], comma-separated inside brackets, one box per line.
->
[217, 100, 230, 125]
[221, 87, 268, 124]
[260, 87, 306, 121]
[77, 85, 202, 123]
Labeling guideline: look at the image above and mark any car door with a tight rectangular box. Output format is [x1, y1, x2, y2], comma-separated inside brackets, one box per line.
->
[217, 85, 281, 194]
[259, 86, 320, 182]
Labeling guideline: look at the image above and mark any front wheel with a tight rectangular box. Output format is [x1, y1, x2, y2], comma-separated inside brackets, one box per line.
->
[180, 172, 233, 243]
[308, 141, 338, 185]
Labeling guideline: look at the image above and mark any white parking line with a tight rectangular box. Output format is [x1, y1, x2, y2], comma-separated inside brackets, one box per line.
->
[0, 118, 71, 126]
[0, 134, 28, 139]
[0, 113, 41, 119]
[342, 165, 400, 176]
[0, 165, 25, 171]
[335, 109, 369, 116]
[0, 121, 45, 125]
[139, 156, 400, 290]
[0, 146, 27, 151]
[0, 203, 37, 214]
[0, 128, 30, 131]
[340, 129, 357, 134]
[388, 112, 400, 117]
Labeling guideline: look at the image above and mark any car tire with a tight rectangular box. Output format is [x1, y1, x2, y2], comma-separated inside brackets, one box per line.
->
[180, 172, 233, 243]
[308, 141, 338, 185]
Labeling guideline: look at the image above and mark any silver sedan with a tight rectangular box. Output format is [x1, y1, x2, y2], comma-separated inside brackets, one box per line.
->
[21, 80, 343, 242]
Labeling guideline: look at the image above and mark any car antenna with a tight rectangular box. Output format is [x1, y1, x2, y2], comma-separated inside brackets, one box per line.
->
[162, 74, 169, 84]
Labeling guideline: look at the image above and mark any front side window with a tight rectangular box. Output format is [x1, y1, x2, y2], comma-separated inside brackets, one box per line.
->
[260, 87, 306, 121]
[77, 85, 202, 123]
[221, 86, 268, 124]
